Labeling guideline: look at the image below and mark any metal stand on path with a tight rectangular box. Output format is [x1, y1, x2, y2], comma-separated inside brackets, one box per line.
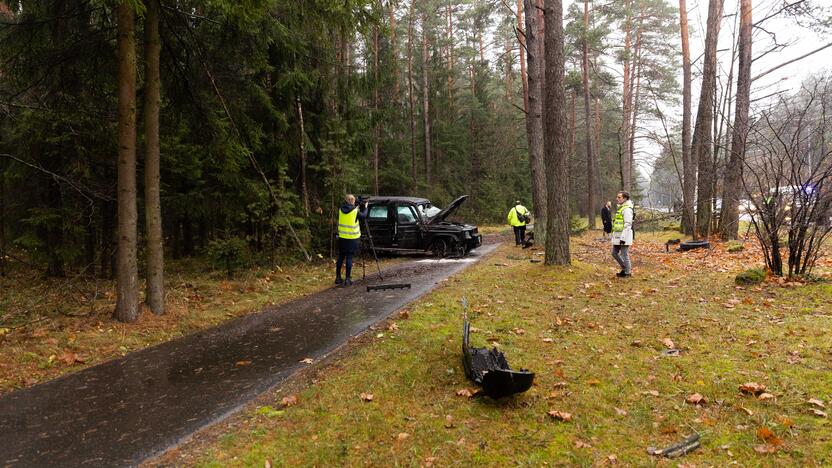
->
[362, 217, 383, 280]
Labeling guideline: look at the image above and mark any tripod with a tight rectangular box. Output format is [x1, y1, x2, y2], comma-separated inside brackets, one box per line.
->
[361, 217, 383, 281]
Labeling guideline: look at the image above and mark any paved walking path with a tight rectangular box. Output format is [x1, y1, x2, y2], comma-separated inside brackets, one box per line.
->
[0, 244, 497, 467]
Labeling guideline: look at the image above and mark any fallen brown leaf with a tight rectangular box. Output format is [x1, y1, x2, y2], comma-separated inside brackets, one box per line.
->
[807, 398, 826, 408]
[456, 388, 474, 398]
[300, 357, 314, 364]
[739, 382, 767, 396]
[811, 409, 828, 418]
[685, 393, 707, 405]
[574, 439, 592, 448]
[754, 444, 778, 454]
[756, 426, 783, 446]
[660, 425, 677, 434]
[280, 395, 299, 407]
[444, 415, 454, 428]
[396, 432, 410, 442]
[662, 338, 675, 349]
[758, 393, 775, 401]
[642, 390, 660, 397]
[235, 360, 252, 367]
[360, 392, 374, 402]
[547, 410, 572, 422]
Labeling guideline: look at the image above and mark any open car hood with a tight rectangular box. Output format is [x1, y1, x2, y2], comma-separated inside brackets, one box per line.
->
[427, 195, 468, 224]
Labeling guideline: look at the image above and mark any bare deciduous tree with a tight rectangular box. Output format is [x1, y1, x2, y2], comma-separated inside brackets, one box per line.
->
[744, 77, 832, 277]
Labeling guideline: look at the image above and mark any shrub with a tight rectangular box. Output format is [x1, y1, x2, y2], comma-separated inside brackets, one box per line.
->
[207, 236, 250, 278]
[663, 222, 681, 232]
[569, 216, 589, 236]
[735, 268, 765, 285]
[726, 241, 745, 253]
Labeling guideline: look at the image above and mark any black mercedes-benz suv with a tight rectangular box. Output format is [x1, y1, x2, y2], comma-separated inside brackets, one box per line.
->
[360, 195, 481, 257]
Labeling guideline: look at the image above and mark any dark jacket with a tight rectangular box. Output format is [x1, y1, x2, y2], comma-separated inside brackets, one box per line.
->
[338, 202, 368, 254]
[601, 205, 613, 233]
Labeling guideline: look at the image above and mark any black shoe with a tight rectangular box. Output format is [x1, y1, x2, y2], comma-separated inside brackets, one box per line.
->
[345, 278, 353, 286]
[616, 271, 632, 278]
[335, 277, 343, 285]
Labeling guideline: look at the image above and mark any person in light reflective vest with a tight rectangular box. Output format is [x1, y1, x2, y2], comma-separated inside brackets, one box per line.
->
[336, 194, 368, 286]
[507, 200, 531, 246]
[611, 191, 634, 277]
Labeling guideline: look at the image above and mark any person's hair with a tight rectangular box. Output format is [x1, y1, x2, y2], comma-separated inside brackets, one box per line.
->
[515, 200, 521, 205]
[345, 194, 355, 204]
[605, 201, 611, 206]
[617, 191, 630, 200]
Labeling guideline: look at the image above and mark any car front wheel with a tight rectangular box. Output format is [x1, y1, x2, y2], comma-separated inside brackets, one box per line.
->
[432, 237, 453, 258]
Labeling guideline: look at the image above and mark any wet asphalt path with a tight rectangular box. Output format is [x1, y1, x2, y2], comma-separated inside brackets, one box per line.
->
[0, 244, 497, 467]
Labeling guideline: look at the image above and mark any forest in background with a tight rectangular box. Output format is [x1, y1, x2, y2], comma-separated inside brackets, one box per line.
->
[0, 0, 676, 274]
[2, 0, 831, 322]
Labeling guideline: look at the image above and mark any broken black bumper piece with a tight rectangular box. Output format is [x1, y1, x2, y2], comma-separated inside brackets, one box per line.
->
[462, 319, 535, 399]
[366, 283, 411, 292]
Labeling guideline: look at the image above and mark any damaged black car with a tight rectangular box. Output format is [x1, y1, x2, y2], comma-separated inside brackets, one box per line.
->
[361, 195, 482, 257]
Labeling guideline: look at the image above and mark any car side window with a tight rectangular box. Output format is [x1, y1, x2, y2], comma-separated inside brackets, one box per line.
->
[396, 205, 417, 223]
[369, 205, 389, 220]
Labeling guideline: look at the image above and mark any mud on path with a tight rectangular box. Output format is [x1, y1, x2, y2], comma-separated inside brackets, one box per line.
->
[0, 240, 499, 467]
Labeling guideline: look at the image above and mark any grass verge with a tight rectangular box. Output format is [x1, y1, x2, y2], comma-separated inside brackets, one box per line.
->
[152, 232, 832, 466]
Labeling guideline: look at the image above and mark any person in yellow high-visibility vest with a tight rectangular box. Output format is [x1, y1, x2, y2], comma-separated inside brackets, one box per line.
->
[611, 191, 634, 277]
[336, 194, 368, 286]
[507, 200, 531, 246]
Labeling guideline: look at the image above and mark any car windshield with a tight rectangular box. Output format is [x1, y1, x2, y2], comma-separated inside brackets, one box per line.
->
[418, 204, 442, 218]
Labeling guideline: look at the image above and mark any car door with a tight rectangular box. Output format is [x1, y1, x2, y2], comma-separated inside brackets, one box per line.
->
[394, 204, 422, 249]
[365, 204, 393, 248]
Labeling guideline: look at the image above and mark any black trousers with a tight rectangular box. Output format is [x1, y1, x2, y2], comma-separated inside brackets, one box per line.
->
[513, 225, 526, 245]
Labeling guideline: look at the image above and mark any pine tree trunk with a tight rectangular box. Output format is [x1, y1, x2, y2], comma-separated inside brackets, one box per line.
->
[297, 97, 310, 214]
[543, 0, 570, 265]
[620, 0, 632, 192]
[720, 0, 751, 240]
[407, 5, 417, 189]
[114, 1, 140, 322]
[421, 15, 432, 185]
[504, 34, 513, 99]
[373, 21, 380, 195]
[144, 0, 164, 315]
[693, 0, 724, 238]
[447, 1, 454, 112]
[679, 0, 695, 235]
[582, 0, 597, 229]
[0, 172, 5, 277]
[627, 26, 643, 191]
[569, 90, 576, 207]
[390, 5, 399, 103]
[517, 0, 528, 112]
[523, 0, 546, 223]
[594, 96, 604, 202]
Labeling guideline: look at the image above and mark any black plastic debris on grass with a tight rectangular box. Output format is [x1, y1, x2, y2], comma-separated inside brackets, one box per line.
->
[647, 433, 701, 458]
[461, 317, 535, 399]
[677, 240, 710, 251]
[366, 283, 411, 292]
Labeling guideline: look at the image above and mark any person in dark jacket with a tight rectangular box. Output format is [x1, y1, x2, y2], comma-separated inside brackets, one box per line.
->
[335, 194, 368, 286]
[601, 201, 613, 239]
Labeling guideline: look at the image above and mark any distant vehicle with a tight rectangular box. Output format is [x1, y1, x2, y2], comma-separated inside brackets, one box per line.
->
[361, 195, 482, 257]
